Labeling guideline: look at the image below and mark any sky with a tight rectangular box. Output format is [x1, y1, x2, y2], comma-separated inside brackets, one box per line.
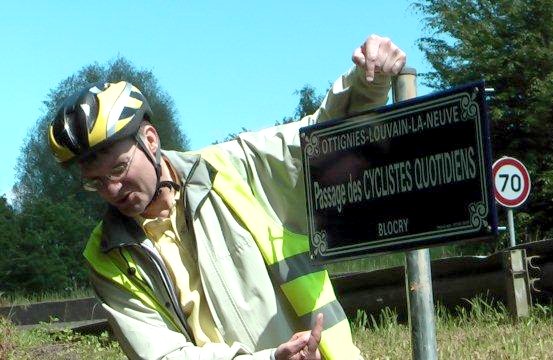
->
[0, 0, 435, 199]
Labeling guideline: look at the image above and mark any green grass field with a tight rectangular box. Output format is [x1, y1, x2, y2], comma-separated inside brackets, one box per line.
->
[0, 319, 125, 360]
[2, 298, 552, 359]
[353, 299, 553, 359]
[325, 244, 476, 275]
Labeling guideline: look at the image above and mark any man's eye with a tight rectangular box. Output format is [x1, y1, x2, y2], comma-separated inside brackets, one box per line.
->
[110, 163, 128, 177]
[82, 178, 103, 191]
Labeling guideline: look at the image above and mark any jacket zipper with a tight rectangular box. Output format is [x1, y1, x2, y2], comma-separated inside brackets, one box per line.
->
[132, 243, 196, 344]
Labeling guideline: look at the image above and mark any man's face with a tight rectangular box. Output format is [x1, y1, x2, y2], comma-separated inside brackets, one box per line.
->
[80, 138, 157, 217]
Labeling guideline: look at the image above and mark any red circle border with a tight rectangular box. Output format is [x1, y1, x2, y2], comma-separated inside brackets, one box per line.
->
[492, 157, 531, 208]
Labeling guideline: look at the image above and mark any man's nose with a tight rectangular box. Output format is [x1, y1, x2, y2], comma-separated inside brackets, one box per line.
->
[100, 180, 123, 199]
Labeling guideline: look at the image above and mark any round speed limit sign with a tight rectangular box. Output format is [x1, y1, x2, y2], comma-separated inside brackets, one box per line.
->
[492, 157, 531, 208]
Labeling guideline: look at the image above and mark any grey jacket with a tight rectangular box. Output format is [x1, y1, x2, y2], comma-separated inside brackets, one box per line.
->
[89, 66, 391, 359]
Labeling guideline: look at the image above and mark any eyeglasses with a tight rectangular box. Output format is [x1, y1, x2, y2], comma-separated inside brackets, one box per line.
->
[81, 143, 139, 192]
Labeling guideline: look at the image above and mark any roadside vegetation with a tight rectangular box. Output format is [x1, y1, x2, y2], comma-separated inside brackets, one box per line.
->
[326, 242, 486, 274]
[353, 298, 553, 359]
[0, 318, 124, 360]
[2, 298, 553, 359]
[0, 289, 94, 307]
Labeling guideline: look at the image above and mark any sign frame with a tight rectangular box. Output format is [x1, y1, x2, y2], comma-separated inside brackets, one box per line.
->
[300, 81, 498, 263]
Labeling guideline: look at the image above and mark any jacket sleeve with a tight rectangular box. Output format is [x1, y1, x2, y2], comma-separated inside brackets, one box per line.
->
[89, 270, 275, 360]
[309, 65, 391, 124]
[217, 66, 391, 234]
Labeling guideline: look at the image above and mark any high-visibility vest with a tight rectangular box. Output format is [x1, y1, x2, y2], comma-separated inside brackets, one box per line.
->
[201, 146, 357, 360]
[84, 147, 358, 359]
[84, 223, 182, 332]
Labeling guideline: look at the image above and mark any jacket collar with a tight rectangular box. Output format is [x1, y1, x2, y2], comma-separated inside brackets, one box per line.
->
[100, 150, 216, 253]
[165, 150, 217, 220]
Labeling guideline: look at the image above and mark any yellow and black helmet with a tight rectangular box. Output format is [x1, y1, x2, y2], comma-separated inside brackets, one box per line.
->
[48, 81, 152, 164]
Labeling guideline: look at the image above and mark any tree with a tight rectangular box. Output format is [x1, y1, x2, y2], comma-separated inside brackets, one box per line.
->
[414, 0, 553, 241]
[212, 127, 251, 144]
[3, 57, 189, 295]
[15, 57, 189, 208]
[0, 196, 22, 293]
[278, 84, 325, 125]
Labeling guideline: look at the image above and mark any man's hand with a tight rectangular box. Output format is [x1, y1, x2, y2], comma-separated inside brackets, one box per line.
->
[352, 34, 407, 83]
[274, 313, 324, 360]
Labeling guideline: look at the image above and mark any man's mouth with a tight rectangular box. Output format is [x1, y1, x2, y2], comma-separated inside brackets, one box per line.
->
[116, 192, 132, 205]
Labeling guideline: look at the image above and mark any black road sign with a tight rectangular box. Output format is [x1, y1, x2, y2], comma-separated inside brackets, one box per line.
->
[300, 82, 498, 263]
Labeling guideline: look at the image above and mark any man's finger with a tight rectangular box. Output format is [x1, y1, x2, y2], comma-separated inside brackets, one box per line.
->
[307, 313, 324, 355]
[364, 34, 382, 82]
[352, 47, 365, 68]
[291, 330, 310, 341]
[282, 334, 309, 357]
[380, 43, 398, 74]
[391, 52, 407, 75]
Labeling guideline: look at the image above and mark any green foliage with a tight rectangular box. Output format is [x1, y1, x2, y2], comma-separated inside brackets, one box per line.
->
[212, 127, 250, 144]
[326, 252, 406, 274]
[278, 84, 325, 125]
[414, 0, 553, 242]
[1, 57, 189, 296]
[4, 298, 553, 359]
[0, 288, 94, 307]
[352, 300, 553, 359]
[352, 307, 399, 333]
[0, 195, 98, 294]
[0, 317, 125, 359]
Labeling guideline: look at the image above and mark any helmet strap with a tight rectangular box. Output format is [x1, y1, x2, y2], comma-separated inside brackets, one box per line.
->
[134, 133, 180, 209]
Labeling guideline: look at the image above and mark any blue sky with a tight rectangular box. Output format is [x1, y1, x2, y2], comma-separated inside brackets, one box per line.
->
[0, 1, 435, 199]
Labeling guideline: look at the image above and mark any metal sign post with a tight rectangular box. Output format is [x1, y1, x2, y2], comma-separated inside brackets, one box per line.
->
[507, 209, 516, 247]
[394, 69, 438, 360]
[492, 157, 531, 247]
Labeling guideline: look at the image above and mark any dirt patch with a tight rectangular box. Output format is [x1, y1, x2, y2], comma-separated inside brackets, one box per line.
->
[25, 343, 82, 360]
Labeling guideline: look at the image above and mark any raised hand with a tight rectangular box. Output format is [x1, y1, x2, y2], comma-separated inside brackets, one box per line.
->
[274, 313, 324, 360]
[352, 34, 406, 83]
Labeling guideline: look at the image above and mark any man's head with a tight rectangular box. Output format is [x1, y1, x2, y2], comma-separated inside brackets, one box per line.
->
[48, 81, 168, 216]
[79, 124, 161, 216]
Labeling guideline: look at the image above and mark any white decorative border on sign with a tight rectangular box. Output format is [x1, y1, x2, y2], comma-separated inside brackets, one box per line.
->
[469, 201, 489, 229]
[302, 133, 320, 158]
[312, 230, 328, 256]
[460, 89, 478, 122]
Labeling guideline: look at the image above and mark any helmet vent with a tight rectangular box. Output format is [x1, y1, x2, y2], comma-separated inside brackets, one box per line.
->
[106, 82, 132, 137]
[89, 84, 106, 94]
[80, 103, 91, 118]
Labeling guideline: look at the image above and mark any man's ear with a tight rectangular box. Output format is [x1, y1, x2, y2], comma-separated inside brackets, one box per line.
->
[141, 124, 160, 154]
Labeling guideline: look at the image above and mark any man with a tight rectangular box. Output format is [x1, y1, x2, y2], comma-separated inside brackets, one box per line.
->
[48, 34, 406, 359]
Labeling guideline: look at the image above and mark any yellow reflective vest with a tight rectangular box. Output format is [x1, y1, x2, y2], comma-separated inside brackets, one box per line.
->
[85, 146, 359, 359]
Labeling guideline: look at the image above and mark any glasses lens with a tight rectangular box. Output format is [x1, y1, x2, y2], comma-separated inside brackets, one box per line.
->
[106, 163, 129, 181]
[81, 143, 137, 192]
[82, 178, 101, 192]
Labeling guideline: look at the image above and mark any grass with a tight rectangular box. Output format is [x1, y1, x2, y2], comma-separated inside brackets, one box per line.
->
[2, 297, 553, 359]
[326, 244, 465, 274]
[352, 298, 553, 359]
[0, 318, 124, 360]
[0, 288, 95, 307]
[326, 252, 406, 274]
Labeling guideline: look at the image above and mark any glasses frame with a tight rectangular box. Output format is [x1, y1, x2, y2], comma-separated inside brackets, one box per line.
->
[81, 142, 139, 192]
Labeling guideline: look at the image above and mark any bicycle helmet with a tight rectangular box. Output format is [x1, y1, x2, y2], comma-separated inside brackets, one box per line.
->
[48, 81, 179, 202]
